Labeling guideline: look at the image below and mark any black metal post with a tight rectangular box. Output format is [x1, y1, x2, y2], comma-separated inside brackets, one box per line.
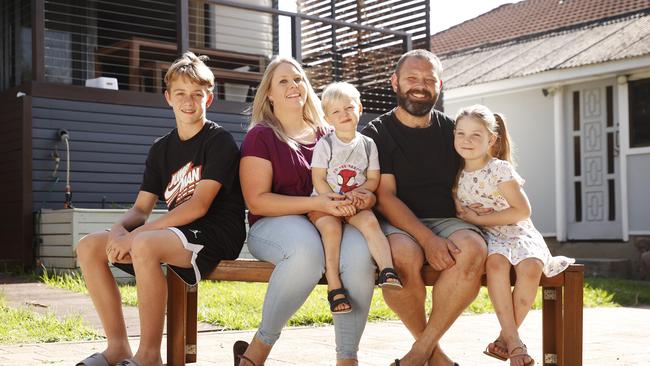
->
[291, 15, 302, 63]
[32, 0, 44, 82]
[177, 0, 190, 54]
[330, 2, 340, 81]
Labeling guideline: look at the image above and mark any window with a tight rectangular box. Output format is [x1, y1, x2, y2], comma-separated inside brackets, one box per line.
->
[629, 78, 650, 148]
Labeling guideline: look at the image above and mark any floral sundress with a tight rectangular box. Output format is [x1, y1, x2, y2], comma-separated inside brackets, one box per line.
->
[456, 158, 574, 277]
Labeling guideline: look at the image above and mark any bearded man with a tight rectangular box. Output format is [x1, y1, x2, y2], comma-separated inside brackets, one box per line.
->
[362, 49, 487, 366]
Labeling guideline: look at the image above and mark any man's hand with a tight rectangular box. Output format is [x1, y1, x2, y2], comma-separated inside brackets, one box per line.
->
[337, 202, 358, 217]
[348, 188, 375, 210]
[421, 232, 461, 271]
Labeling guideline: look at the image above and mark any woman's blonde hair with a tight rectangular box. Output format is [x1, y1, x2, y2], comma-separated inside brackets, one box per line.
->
[455, 104, 515, 165]
[249, 56, 326, 149]
[164, 51, 214, 92]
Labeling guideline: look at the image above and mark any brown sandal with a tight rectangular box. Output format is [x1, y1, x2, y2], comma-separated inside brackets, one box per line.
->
[484, 337, 508, 361]
[509, 344, 534, 366]
[233, 340, 264, 366]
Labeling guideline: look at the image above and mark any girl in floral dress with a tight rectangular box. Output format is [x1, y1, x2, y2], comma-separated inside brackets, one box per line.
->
[453, 104, 574, 366]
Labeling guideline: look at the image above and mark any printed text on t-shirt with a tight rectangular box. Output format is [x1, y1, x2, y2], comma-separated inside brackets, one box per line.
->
[164, 162, 202, 207]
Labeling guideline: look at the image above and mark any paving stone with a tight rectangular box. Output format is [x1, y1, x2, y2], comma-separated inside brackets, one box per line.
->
[1, 281, 650, 365]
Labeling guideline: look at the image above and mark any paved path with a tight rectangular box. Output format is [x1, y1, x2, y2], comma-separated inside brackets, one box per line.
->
[0, 281, 219, 337]
[1, 281, 649, 365]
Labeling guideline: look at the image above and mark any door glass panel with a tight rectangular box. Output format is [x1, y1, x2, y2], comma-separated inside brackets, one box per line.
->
[573, 91, 580, 131]
[608, 179, 615, 221]
[607, 132, 614, 174]
[606, 86, 613, 127]
[575, 181, 582, 222]
[574, 136, 581, 176]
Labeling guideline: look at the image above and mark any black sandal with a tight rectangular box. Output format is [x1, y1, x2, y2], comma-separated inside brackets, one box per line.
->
[378, 267, 403, 289]
[327, 288, 352, 314]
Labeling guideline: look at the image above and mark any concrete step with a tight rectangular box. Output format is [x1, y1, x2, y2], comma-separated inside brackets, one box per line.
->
[575, 258, 632, 278]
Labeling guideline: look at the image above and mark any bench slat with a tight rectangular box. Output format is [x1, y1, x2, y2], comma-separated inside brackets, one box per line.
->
[207, 259, 582, 288]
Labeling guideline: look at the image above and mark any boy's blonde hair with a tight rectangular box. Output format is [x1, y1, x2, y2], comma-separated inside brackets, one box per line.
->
[164, 51, 214, 92]
[321, 82, 361, 114]
[249, 56, 326, 150]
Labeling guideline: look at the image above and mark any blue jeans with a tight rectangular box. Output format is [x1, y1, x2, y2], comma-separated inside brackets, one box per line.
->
[247, 215, 376, 360]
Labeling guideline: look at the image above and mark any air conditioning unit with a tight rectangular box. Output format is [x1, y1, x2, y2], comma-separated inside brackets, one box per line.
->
[85, 77, 118, 90]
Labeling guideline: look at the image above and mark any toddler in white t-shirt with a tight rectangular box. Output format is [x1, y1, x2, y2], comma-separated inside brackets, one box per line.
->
[309, 82, 402, 315]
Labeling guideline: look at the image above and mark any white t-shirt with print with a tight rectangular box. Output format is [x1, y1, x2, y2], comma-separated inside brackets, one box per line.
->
[311, 131, 379, 195]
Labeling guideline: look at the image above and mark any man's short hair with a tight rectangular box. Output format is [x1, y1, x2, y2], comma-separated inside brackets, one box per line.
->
[164, 51, 215, 92]
[395, 49, 443, 77]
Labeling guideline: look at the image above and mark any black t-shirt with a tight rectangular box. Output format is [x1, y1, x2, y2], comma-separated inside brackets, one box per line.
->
[141, 120, 245, 243]
[361, 109, 460, 219]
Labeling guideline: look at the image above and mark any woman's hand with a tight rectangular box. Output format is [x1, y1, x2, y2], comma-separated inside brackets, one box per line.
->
[315, 192, 355, 217]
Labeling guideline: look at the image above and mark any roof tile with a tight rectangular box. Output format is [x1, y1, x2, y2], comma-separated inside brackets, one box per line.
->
[430, 0, 650, 56]
[439, 13, 650, 90]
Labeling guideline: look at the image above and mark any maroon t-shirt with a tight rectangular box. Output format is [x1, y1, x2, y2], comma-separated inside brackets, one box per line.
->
[240, 124, 324, 225]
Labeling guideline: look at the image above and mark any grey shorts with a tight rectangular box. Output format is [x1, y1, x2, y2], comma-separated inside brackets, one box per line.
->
[379, 217, 484, 241]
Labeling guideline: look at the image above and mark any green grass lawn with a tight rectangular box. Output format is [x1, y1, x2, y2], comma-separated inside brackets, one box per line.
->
[0, 293, 100, 344]
[3, 269, 649, 344]
[40, 270, 650, 331]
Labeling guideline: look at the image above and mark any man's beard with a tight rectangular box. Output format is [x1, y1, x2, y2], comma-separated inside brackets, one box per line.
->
[396, 84, 437, 117]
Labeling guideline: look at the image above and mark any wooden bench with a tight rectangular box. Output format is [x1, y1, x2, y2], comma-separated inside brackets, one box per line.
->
[165, 261, 584, 366]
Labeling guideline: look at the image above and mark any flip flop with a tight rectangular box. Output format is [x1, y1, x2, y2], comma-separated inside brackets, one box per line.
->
[75, 353, 110, 366]
[393, 358, 459, 365]
[233, 340, 263, 366]
[484, 338, 508, 361]
[115, 359, 140, 366]
[509, 344, 534, 366]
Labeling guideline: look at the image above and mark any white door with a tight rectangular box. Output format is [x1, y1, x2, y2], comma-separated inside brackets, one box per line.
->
[566, 80, 622, 240]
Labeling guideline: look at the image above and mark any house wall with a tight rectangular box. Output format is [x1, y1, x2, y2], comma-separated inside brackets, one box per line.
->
[31, 97, 249, 211]
[445, 89, 557, 234]
[209, 0, 274, 57]
[627, 153, 650, 233]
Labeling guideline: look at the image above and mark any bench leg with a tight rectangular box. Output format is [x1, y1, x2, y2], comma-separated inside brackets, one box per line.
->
[542, 286, 562, 366]
[563, 269, 584, 366]
[185, 284, 198, 363]
[167, 269, 188, 366]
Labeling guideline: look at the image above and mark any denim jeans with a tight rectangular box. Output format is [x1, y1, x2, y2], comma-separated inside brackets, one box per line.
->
[247, 214, 376, 360]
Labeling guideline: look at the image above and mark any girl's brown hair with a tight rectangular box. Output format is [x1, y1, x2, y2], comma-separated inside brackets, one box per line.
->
[492, 113, 513, 164]
[452, 105, 515, 197]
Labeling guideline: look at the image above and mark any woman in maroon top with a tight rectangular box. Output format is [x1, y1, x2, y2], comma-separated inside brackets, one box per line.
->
[234, 56, 377, 366]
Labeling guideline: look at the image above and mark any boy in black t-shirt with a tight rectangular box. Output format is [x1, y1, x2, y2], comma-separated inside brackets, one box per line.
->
[75, 52, 245, 366]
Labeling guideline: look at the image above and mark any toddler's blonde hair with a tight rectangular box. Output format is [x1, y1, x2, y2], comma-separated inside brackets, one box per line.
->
[321, 82, 361, 114]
